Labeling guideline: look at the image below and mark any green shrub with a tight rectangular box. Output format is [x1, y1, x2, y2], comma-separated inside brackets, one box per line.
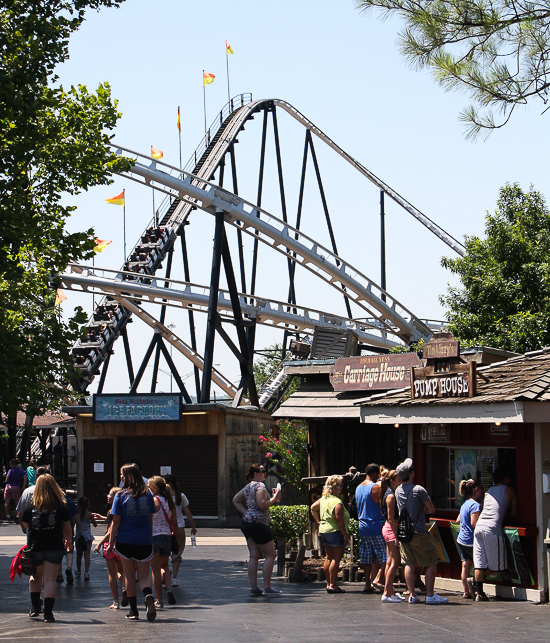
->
[270, 505, 309, 545]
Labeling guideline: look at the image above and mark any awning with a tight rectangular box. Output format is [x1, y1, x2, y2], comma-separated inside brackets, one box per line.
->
[272, 387, 362, 419]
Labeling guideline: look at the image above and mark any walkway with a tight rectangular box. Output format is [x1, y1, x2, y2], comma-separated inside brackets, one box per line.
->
[1, 523, 548, 642]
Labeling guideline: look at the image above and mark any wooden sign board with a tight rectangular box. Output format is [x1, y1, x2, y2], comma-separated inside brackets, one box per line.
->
[410, 362, 476, 400]
[423, 339, 459, 360]
[330, 353, 422, 391]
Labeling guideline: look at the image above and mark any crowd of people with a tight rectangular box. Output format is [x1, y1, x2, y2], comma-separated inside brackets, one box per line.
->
[311, 459, 516, 604]
[6, 455, 516, 620]
[11, 462, 196, 623]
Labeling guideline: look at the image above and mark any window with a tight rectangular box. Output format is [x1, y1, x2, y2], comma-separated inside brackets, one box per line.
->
[428, 446, 515, 510]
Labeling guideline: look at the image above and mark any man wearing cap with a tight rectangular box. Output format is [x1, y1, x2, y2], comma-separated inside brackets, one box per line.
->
[355, 463, 387, 593]
[395, 458, 448, 604]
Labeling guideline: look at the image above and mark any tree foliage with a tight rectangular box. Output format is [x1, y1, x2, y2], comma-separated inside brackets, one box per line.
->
[260, 419, 309, 495]
[0, 0, 128, 417]
[355, 1, 550, 138]
[440, 183, 550, 353]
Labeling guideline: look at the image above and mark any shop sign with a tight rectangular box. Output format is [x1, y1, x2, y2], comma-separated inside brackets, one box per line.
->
[330, 354, 422, 391]
[423, 339, 459, 360]
[93, 393, 182, 422]
[421, 424, 450, 443]
[411, 363, 476, 400]
[488, 423, 514, 443]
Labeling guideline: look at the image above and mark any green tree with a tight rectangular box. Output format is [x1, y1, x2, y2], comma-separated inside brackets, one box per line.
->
[355, 1, 550, 138]
[0, 0, 128, 434]
[260, 419, 309, 496]
[440, 183, 550, 353]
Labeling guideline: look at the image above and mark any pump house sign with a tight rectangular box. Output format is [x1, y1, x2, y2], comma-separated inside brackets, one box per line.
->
[410, 333, 477, 400]
[330, 354, 422, 391]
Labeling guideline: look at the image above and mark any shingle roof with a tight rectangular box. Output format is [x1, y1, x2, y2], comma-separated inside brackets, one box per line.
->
[357, 347, 550, 407]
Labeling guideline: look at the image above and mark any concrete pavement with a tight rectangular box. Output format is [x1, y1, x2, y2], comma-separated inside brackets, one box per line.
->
[1, 522, 549, 642]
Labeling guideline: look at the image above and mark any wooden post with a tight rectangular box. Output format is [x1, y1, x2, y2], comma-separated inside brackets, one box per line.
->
[276, 537, 286, 576]
[292, 542, 307, 581]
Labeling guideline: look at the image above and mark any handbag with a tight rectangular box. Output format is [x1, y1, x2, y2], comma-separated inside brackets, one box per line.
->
[159, 498, 179, 554]
[21, 546, 36, 576]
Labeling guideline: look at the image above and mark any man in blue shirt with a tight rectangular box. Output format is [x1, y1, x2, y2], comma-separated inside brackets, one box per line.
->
[355, 463, 387, 593]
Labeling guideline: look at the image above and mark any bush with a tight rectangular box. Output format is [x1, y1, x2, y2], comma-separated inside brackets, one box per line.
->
[270, 505, 309, 545]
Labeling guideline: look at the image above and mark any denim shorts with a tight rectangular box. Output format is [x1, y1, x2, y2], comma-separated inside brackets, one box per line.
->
[457, 542, 473, 562]
[320, 531, 345, 547]
[153, 534, 172, 557]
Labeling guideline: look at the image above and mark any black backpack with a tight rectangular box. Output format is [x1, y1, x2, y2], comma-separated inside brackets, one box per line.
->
[396, 487, 415, 543]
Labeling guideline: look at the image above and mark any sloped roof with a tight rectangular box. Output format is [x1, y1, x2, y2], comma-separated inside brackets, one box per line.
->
[272, 383, 363, 418]
[357, 347, 550, 407]
[0, 411, 75, 429]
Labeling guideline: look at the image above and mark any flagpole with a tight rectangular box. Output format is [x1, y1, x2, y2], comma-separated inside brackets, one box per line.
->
[203, 70, 207, 139]
[153, 186, 156, 226]
[178, 106, 182, 170]
[226, 50, 231, 104]
[123, 190, 126, 262]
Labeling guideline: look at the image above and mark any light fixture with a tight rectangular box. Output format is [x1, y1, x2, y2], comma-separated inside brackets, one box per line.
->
[394, 423, 400, 428]
[495, 421, 501, 427]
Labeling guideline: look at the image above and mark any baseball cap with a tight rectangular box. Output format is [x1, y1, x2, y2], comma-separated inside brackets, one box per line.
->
[396, 458, 413, 479]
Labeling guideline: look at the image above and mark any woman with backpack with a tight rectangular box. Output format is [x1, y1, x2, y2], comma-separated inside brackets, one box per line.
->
[20, 473, 72, 622]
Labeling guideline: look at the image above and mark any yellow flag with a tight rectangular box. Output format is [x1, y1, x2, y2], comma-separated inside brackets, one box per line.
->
[55, 289, 67, 305]
[177, 107, 181, 133]
[203, 71, 215, 85]
[105, 190, 125, 206]
[94, 239, 112, 253]
[151, 146, 163, 160]
[226, 41, 234, 54]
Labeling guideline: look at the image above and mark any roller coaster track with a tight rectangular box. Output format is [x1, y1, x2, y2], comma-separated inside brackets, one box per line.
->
[70, 94, 460, 395]
[59, 265, 401, 349]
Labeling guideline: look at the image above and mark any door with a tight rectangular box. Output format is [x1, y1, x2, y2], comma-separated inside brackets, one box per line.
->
[83, 439, 114, 515]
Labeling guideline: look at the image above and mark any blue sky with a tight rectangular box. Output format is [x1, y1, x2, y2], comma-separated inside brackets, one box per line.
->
[58, 0, 550, 396]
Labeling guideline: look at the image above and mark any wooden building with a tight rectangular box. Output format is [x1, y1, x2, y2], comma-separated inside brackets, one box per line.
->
[65, 401, 269, 526]
[357, 347, 550, 602]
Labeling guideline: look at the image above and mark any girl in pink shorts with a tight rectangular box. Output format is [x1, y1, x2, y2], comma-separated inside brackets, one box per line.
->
[94, 487, 127, 609]
[379, 470, 405, 602]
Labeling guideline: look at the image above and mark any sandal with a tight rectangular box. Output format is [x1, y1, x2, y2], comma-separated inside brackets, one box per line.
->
[109, 601, 120, 609]
[362, 587, 376, 594]
[333, 587, 346, 593]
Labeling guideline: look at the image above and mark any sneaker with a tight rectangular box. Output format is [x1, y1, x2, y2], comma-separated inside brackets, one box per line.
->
[167, 590, 176, 605]
[125, 610, 139, 620]
[408, 595, 422, 604]
[171, 578, 179, 587]
[249, 588, 263, 597]
[44, 613, 55, 623]
[84, 573, 90, 581]
[394, 593, 405, 601]
[66, 568, 74, 584]
[109, 601, 120, 610]
[263, 587, 283, 597]
[145, 594, 156, 622]
[75, 571, 81, 579]
[121, 588, 128, 607]
[381, 594, 403, 603]
[56, 573, 64, 583]
[475, 592, 490, 602]
[29, 609, 41, 618]
[154, 600, 164, 609]
[426, 593, 449, 604]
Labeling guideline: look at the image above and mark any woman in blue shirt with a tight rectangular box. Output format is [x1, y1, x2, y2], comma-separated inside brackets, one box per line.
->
[107, 463, 157, 621]
[456, 479, 483, 598]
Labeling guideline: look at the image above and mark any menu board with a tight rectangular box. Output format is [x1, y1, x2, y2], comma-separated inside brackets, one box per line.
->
[481, 456, 495, 491]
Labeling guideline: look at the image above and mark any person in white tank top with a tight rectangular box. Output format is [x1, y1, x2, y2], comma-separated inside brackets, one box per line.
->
[472, 468, 516, 602]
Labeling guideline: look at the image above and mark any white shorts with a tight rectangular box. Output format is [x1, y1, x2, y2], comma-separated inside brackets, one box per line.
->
[473, 529, 508, 571]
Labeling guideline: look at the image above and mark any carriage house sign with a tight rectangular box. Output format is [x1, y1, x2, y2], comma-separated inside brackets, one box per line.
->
[93, 393, 183, 422]
[330, 354, 422, 392]
[410, 336, 477, 400]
